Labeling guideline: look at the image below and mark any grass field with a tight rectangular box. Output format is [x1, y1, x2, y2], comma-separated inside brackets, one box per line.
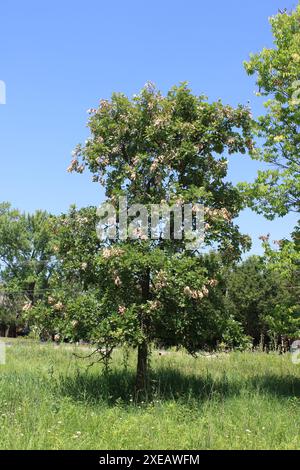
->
[0, 339, 300, 450]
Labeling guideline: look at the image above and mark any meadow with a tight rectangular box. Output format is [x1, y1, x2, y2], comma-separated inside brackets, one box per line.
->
[0, 339, 300, 450]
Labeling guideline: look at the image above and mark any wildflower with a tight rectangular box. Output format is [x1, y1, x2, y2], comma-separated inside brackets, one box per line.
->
[259, 234, 270, 243]
[114, 276, 122, 287]
[150, 159, 159, 172]
[184, 286, 205, 301]
[184, 286, 192, 297]
[102, 247, 124, 259]
[220, 208, 232, 222]
[54, 302, 64, 312]
[202, 286, 209, 297]
[154, 270, 168, 290]
[77, 164, 85, 174]
[67, 158, 79, 173]
[118, 305, 126, 315]
[22, 302, 32, 312]
[191, 290, 199, 299]
[153, 117, 164, 127]
[148, 300, 161, 312]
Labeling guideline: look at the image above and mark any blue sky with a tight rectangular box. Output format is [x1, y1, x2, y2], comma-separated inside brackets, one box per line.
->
[0, 0, 298, 254]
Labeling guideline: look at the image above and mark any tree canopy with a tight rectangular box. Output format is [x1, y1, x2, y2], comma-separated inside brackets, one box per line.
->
[242, 7, 300, 219]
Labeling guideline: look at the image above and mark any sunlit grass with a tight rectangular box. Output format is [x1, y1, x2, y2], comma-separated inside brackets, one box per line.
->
[0, 339, 299, 449]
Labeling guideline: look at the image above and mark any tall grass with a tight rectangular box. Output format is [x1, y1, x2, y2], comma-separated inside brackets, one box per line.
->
[0, 339, 299, 449]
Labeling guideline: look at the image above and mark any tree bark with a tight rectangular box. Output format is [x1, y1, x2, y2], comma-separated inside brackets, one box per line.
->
[135, 268, 150, 398]
[135, 339, 148, 396]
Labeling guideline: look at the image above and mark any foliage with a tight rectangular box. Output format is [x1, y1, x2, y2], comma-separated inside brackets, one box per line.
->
[241, 6, 300, 218]
[225, 256, 282, 343]
[0, 203, 55, 333]
[226, 237, 300, 346]
[220, 315, 252, 351]
[63, 83, 255, 391]
[259, 226, 300, 341]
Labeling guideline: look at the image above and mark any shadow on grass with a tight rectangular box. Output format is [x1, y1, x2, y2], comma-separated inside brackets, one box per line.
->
[251, 374, 300, 398]
[57, 367, 300, 406]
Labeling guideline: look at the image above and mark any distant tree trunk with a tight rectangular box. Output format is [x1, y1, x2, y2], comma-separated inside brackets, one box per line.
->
[5, 324, 16, 338]
[259, 333, 265, 352]
[135, 339, 148, 396]
[26, 281, 36, 305]
[135, 268, 150, 397]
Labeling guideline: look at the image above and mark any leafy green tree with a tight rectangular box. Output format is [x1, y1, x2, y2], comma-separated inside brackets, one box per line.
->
[260, 228, 300, 345]
[241, 6, 300, 218]
[50, 205, 102, 290]
[225, 256, 283, 346]
[226, 235, 300, 350]
[0, 203, 55, 334]
[26, 205, 103, 341]
[49, 83, 254, 394]
[0, 292, 25, 337]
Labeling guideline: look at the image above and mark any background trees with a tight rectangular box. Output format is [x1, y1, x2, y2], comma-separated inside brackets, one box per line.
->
[225, 253, 299, 350]
[259, 230, 300, 347]
[239, 6, 300, 348]
[225, 256, 279, 345]
[0, 203, 54, 336]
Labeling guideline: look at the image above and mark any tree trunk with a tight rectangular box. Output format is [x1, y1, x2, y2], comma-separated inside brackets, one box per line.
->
[135, 340, 148, 397]
[259, 333, 264, 352]
[135, 268, 150, 398]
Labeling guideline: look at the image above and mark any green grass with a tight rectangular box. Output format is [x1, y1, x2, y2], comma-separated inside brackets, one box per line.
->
[0, 339, 300, 449]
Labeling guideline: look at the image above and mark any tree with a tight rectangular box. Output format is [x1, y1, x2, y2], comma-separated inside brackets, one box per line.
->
[225, 226, 300, 351]
[241, 6, 300, 219]
[225, 255, 292, 348]
[226, 256, 274, 344]
[59, 83, 254, 394]
[259, 229, 300, 347]
[0, 203, 55, 335]
[27, 205, 106, 341]
[49, 205, 102, 291]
